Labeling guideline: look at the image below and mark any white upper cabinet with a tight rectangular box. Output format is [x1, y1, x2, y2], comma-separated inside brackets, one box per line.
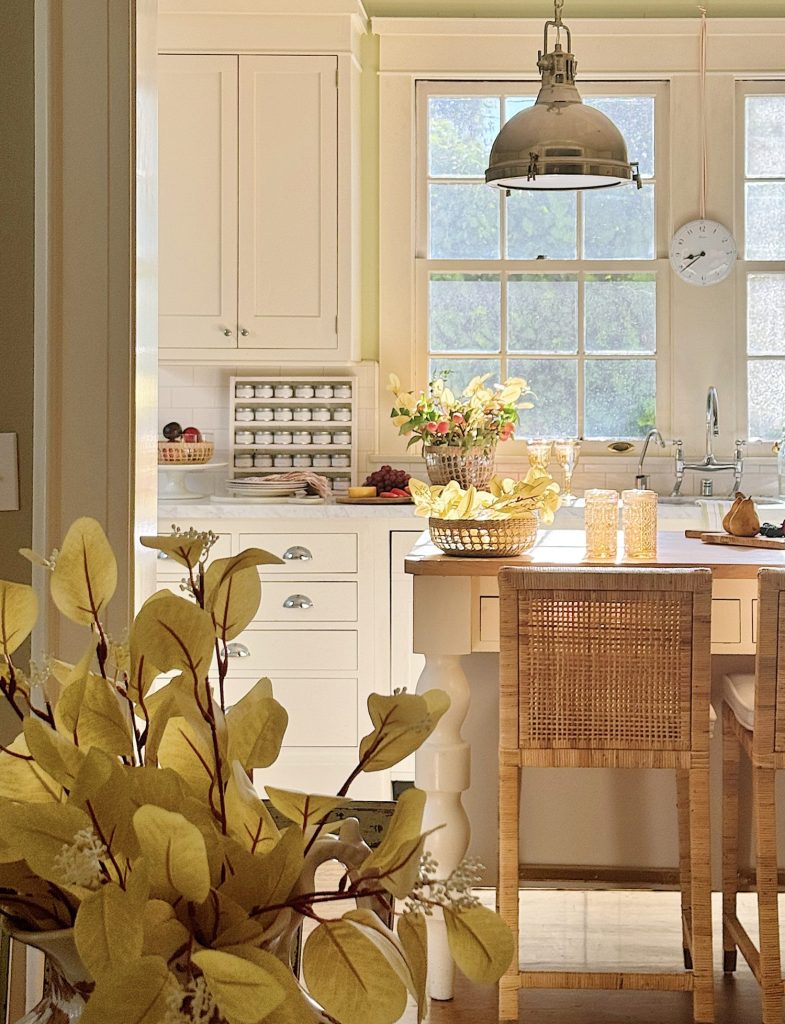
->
[159, 55, 238, 349]
[159, 50, 355, 362]
[238, 56, 338, 353]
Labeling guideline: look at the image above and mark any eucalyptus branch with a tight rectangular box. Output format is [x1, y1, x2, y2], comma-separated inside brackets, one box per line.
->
[202, 673, 228, 835]
[85, 800, 126, 890]
[0, 669, 24, 720]
[0, 893, 72, 930]
[0, 743, 33, 761]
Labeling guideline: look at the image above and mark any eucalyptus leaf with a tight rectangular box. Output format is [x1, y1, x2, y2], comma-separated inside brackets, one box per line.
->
[219, 827, 304, 926]
[0, 580, 37, 656]
[302, 917, 408, 1024]
[157, 716, 219, 805]
[359, 788, 431, 898]
[23, 717, 85, 790]
[265, 787, 348, 830]
[219, 944, 320, 1024]
[74, 880, 145, 981]
[207, 564, 262, 643]
[227, 678, 288, 770]
[191, 948, 286, 1024]
[358, 690, 450, 773]
[0, 735, 64, 803]
[79, 956, 175, 1024]
[142, 899, 191, 963]
[203, 548, 283, 609]
[140, 533, 209, 570]
[225, 760, 280, 854]
[1, 801, 92, 887]
[397, 912, 428, 1023]
[78, 674, 135, 757]
[50, 518, 117, 626]
[133, 804, 211, 904]
[443, 904, 515, 985]
[130, 593, 214, 684]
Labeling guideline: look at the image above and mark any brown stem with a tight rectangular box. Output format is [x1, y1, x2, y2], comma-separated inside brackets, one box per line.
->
[85, 800, 126, 890]
[0, 743, 33, 761]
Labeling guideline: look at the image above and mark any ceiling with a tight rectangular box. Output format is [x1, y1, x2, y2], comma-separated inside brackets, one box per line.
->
[364, 0, 782, 17]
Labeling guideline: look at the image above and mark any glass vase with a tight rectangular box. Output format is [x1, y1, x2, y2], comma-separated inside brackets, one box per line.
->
[584, 489, 619, 560]
[622, 489, 658, 560]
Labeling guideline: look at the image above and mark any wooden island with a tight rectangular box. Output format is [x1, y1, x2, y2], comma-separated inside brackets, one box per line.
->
[405, 529, 785, 1000]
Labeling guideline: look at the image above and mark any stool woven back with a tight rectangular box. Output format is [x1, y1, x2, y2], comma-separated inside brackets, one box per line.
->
[755, 569, 785, 755]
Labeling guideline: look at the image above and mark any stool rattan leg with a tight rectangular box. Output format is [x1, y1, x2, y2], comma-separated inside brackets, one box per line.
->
[676, 769, 693, 970]
[753, 766, 783, 1024]
[498, 762, 520, 1023]
[721, 705, 740, 974]
[689, 765, 715, 1024]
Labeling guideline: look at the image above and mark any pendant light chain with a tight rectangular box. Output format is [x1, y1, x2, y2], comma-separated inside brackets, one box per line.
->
[698, 5, 708, 220]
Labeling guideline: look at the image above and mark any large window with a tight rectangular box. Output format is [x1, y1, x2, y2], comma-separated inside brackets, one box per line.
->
[743, 86, 785, 441]
[416, 82, 666, 441]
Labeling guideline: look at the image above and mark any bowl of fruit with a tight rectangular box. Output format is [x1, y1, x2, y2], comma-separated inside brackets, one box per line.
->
[341, 466, 412, 502]
[158, 422, 215, 465]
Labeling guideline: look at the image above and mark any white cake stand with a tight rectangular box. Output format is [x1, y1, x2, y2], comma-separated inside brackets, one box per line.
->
[158, 463, 227, 502]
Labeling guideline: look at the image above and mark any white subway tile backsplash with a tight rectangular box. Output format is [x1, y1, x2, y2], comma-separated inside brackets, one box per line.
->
[158, 364, 193, 388]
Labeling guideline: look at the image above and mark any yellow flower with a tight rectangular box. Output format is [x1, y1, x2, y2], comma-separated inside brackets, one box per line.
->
[386, 373, 401, 394]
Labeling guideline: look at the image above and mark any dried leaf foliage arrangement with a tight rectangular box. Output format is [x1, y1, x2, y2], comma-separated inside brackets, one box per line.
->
[0, 519, 513, 1024]
[409, 472, 561, 523]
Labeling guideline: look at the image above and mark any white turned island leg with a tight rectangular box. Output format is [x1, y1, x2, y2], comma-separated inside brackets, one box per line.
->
[412, 576, 474, 1001]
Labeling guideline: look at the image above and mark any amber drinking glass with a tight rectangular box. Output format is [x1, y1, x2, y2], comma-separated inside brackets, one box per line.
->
[622, 489, 658, 560]
[526, 439, 553, 471]
[584, 489, 619, 560]
[553, 439, 581, 505]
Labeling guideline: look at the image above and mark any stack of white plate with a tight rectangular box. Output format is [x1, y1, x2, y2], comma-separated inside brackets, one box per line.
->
[225, 477, 307, 500]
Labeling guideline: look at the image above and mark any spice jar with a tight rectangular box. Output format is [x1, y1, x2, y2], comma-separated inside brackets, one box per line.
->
[333, 478, 350, 492]
[312, 430, 332, 445]
[332, 430, 351, 446]
[273, 454, 293, 468]
[274, 384, 294, 399]
[312, 453, 331, 468]
[254, 407, 274, 421]
[235, 384, 254, 399]
[273, 407, 293, 422]
[254, 430, 273, 445]
[254, 453, 273, 468]
[235, 430, 254, 446]
[234, 453, 253, 468]
[293, 407, 312, 422]
[332, 407, 351, 422]
[293, 454, 312, 468]
[333, 384, 352, 399]
[311, 407, 331, 422]
[273, 430, 293, 445]
[294, 384, 315, 398]
[331, 453, 350, 468]
[254, 384, 274, 399]
[235, 407, 254, 422]
[292, 430, 311, 445]
[314, 384, 334, 399]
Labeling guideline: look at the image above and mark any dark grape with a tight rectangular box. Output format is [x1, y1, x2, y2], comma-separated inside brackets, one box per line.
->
[163, 421, 182, 441]
[363, 464, 410, 490]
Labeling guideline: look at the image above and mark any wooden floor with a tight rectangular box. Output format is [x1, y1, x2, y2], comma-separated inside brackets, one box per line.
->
[412, 889, 776, 1023]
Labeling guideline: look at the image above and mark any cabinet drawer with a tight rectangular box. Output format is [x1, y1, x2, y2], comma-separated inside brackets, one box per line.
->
[240, 533, 357, 574]
[229, 629, 357, 673]
[224, 676, 357, 746]
[259, 582, 357, 623]
[711, 598, 742, 645]
[156, 532, 232, 578]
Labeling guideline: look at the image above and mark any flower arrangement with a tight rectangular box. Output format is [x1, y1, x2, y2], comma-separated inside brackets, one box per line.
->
[0, 519, 514, 1024]
[388, 372, 533, 452]
[409, 470, 561, 523]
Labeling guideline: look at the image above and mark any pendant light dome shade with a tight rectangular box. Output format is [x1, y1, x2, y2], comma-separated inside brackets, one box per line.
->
[485, 1, 640, 191]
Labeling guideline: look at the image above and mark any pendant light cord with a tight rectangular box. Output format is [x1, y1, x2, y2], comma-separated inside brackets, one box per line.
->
[698, 5, 708, 219]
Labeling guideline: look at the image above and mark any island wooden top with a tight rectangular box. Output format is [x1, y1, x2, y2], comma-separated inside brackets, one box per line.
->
[404, 529, 785, 580]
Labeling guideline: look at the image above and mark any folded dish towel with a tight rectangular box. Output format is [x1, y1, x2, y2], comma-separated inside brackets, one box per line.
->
[240, 471, 333, 499]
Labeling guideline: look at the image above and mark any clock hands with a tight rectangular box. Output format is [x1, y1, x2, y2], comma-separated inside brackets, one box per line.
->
[681, 251, 706, 272]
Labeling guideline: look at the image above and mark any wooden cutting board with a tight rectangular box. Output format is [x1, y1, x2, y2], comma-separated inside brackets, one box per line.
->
[336, 496, 413, 505]
[684, 530, 785, 550]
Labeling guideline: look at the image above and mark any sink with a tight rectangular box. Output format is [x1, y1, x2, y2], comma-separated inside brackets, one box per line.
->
[656, 495, 781, 507]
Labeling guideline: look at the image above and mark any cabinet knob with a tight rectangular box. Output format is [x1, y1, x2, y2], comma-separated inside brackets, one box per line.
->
[223, 328, 232, 337]
[240, 328, 250, 337]
[282, 545, 312, 562]
[157, 550, 169, 560]
[226, 642, 250, 659]
[283, 594, 313, 610]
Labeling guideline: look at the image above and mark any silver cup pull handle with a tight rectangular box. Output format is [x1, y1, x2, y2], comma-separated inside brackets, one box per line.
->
[283, 594, 313, 610]
[226, 642, 250, 659]
[282, 545, 312, 561]
[157, 550, 170, 560]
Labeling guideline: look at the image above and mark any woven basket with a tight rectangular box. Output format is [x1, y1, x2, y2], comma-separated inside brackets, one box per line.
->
[158, 440, 215, 465]
[429, 511, 538, 557]
[423, 445, 496, 489]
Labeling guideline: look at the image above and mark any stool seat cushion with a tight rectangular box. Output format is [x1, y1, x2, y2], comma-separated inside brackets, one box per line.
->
[722, 673, 755, 732]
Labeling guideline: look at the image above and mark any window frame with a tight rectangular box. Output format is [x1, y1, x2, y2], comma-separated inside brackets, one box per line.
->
[413, 79, 671, 451]
[736, 80, 785, 445]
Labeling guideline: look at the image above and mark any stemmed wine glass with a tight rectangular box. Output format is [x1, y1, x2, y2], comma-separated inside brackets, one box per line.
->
[526, 439, 553, 471]
[553, 439, 581, 505]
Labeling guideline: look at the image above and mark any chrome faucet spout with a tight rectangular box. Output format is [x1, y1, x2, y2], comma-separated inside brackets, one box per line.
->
[706, 386, 719, 460]
[636, 428, 666, 489]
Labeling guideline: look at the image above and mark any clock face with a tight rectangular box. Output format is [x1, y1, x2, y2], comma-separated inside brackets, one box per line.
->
[669, 219, 737, 286]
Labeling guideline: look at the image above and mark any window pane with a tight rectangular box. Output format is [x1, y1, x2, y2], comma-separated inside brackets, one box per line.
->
[507, 190, 577, 259]
[428, 97, 500, 178]
[746, 96, 785, 179]
[748, 361, 785, 440]
[429, 183, 499, 259]
[748, 274, 785, 355]
[429, 357, 501, 395]
[504, 97, 535, 122]
[583, 183, 655, 260]
[429, 273, 500, 353]
[585, 274, 656, 353]
[508, 274, 578, 353]
[586, 97, 655, 179]
[508, 358, 578, 437]
[585, 360, 656, 438]
[745, 183, 785, 260]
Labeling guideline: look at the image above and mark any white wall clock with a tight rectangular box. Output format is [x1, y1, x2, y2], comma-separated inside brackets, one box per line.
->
[669, 218, 737, 286]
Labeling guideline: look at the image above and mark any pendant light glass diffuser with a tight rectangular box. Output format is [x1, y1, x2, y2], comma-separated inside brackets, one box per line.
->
[485, 0, 641, 191]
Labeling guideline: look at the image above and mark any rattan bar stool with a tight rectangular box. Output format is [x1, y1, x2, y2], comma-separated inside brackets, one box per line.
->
[721, 568, 785, 1024]
[498, 566, 715, 1023]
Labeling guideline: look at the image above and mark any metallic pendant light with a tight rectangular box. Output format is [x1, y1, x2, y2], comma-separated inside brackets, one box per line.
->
[485, 0, 641, 191]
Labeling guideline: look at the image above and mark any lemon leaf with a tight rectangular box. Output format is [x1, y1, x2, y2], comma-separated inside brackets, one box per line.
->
[50, 518, 117, 626]
[130, 593, 214, 683]
[192, 949, 285, 1024]
[397, 912, 428, 1023]
[140, 533, 208, 570]
[23, 717, 85, 790]
[0, 735, 63, 803]
[133, 804, 210, 904]
[358, 690, 450, 773]
[0, 580, 37, 656]
[78, 675, 134, 757]
[227, 678, 288, 770]
[1, 801, 92, 886]
[79, 956, 175, 1024]
[443, 904, 515, 985]
[225, 761, 280, 854]
[74, 880, 145, 981]
[264, 787, 348, 830]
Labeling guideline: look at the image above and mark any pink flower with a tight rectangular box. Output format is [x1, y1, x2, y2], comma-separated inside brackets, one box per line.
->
[436, 421, 450, 435]
[452, 413, 464, 424]
[425, 422, 438, 434]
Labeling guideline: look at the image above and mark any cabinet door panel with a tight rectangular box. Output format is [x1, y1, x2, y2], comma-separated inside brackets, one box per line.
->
[159, 55, 238, 348]
[238, 55, 338, 352]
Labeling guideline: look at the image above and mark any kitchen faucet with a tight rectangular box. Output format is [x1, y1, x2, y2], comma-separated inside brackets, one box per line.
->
[635, 428, 665, 489]
[671, 387, 744, 497]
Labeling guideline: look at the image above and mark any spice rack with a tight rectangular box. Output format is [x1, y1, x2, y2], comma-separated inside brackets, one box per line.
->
[229, 376, 357, 492]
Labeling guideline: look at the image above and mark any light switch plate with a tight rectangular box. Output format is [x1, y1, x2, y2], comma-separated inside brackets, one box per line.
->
[0, 433, 20, 511]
